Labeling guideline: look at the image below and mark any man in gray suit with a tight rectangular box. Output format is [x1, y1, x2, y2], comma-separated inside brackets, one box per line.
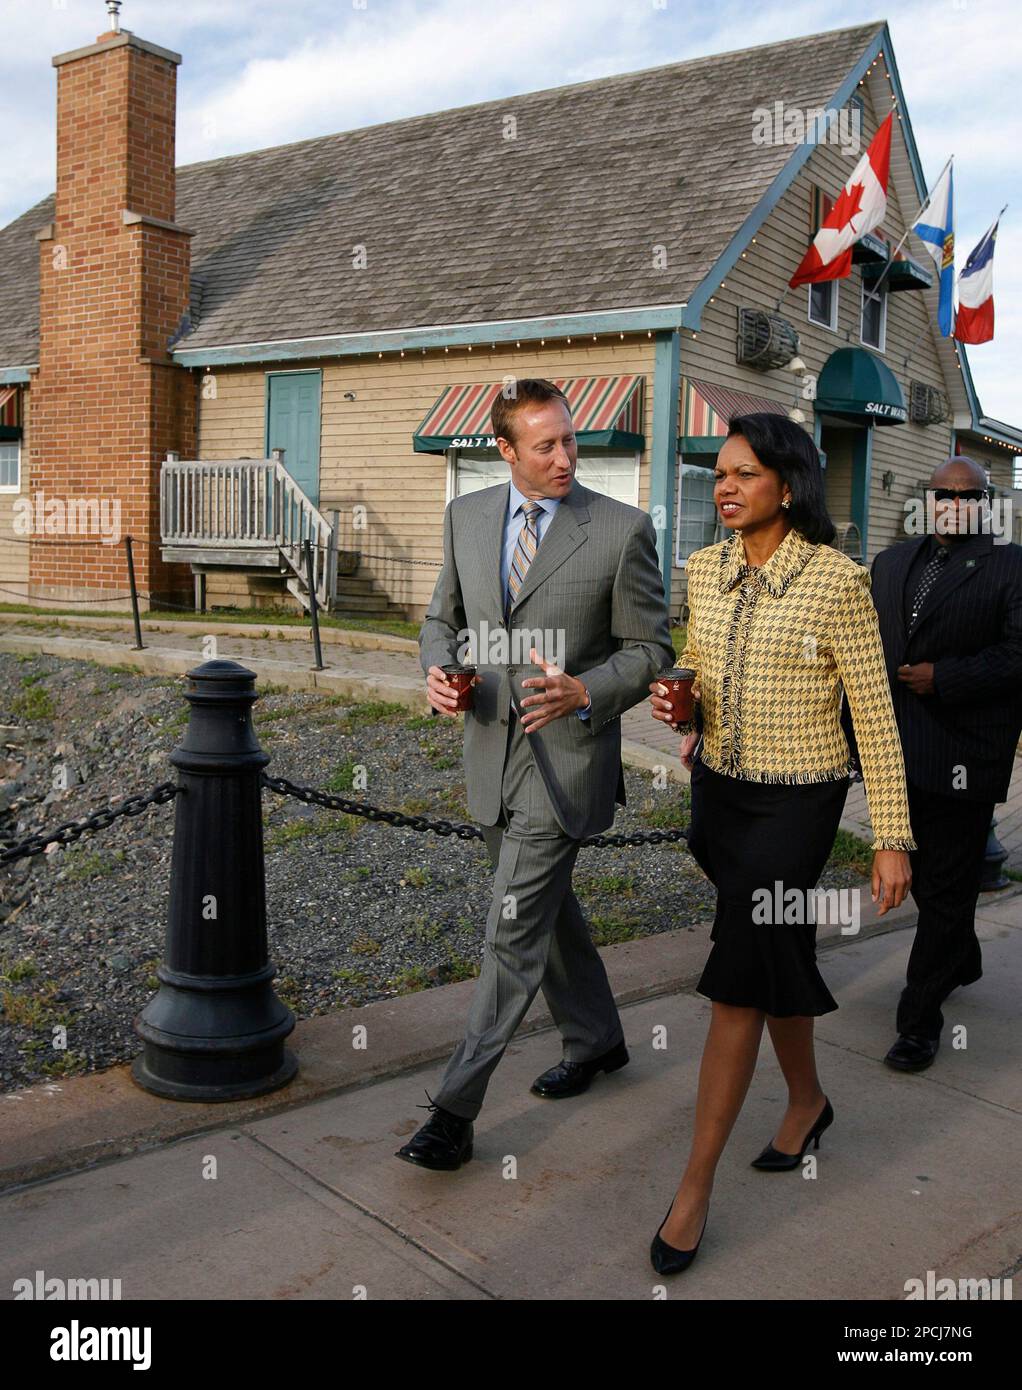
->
[396, 378, 674, 1170]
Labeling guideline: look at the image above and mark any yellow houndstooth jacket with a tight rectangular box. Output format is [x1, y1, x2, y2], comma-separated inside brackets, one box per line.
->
[677, 525, 916, 852]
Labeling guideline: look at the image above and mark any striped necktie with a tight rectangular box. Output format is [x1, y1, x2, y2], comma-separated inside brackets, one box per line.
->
[506, 500, 544, 617]
[909, 543, 950, 628]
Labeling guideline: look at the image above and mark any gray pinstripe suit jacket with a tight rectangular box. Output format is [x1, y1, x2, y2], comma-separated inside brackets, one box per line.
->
[419, 477, 675, 839]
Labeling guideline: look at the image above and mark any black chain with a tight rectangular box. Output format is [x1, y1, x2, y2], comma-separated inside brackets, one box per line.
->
[0, 782, 182, 864]
[259, 773, 689, 850]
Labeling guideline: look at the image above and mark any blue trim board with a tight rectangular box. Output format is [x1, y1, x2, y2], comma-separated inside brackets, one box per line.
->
[851, 424, 874, 552]
[649, 330, 681, 598]
[173, 307, 687, 369]
[0, 368, 32, 385]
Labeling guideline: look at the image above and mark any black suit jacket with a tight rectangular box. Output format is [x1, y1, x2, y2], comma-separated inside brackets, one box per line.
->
[844, 533, 1022, 803]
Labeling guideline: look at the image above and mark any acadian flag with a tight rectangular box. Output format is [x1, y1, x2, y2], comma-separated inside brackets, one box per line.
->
[912, 159, 955, 335]
[954, 212, 1004, 344]
[789, 112, 893, 288]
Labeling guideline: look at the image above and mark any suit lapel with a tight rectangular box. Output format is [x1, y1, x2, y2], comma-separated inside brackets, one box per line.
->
[886, 536, 925, 655]
[908, 537, 993, 645]
[480, 482, 512, 621]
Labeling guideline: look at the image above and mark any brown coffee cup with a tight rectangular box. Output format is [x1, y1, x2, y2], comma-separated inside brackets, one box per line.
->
[655, 667, 696, 724]
[441, 663, 477, 712]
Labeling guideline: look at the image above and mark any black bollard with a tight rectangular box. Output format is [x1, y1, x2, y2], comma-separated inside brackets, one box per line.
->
[132, 659, 298, 1101]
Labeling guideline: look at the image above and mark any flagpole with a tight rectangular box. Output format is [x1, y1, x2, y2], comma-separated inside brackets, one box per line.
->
[862, 153, 954, 307]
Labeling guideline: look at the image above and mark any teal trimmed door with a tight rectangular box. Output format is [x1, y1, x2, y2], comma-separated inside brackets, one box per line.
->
[266, 371, 322, 506]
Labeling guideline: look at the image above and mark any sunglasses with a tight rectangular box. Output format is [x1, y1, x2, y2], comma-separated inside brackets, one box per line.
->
[927, 487, 988, 501]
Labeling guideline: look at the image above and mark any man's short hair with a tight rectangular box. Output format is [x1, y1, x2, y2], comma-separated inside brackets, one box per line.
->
[491, 378, 571, 446]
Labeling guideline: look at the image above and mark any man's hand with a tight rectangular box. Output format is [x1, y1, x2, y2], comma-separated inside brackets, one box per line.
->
[426, 664, 480, 716]
[897, 662, 935, 696]
[871, 850, 912, 916]
[518, 647, 588, 733]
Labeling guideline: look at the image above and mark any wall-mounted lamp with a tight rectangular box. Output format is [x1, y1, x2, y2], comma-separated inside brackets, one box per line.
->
[882, 470, 895, 494]
[343, 391, 357, 401]
[787, 356, 807, 374]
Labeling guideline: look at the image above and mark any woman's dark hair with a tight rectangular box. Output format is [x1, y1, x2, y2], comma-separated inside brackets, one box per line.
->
[724, 412, 836, 545]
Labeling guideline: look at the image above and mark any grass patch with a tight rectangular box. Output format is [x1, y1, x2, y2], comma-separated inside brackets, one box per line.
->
[326, 758, 365, 793]
[576, 872, 637, 897]
[590, 916, 644, 946]
[11, 680, 56, 720]
[264, 812, 362, 848]
[827, 829, 873, 877]
[334, 699, 408, 735]
[2, 957, 38, 983]
[40, 1051, 88, 1079]
[65, 847, 125, 881]
[350, 935, 381, 956]
[637, 797, 690, 830]
[332, 967, 370, 988]
[0, 601, 420, 642]
[390, 964, 431, 994]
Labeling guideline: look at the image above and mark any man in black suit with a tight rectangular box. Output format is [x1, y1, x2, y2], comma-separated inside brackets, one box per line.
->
[861, 455, 1022, 1071]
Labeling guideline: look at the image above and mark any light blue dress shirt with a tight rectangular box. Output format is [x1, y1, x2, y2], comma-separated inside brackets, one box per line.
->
[502, 479, 591, 720]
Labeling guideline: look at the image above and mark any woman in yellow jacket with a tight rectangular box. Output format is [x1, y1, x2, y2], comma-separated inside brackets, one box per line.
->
[648, 412, 914, 1275]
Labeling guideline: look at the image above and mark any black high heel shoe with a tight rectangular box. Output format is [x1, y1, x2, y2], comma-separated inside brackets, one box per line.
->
[649, 1198, 708, 1275]
[750, 1096, 833, 1170]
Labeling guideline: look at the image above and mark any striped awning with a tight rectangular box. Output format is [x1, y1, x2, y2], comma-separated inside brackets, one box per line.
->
[679, 377, 788, 453]
[0, 385, 21, 439]
[413, 375, 644, 453]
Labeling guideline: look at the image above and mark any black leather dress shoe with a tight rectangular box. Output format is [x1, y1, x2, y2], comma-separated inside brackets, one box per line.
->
[395, 1092, 473, 1170]
[884, 1034, 940, 1072]
[650, 1200, 708, 1275]
[530, 1039, 629, 1098]
[750, 1097, 833, 1170]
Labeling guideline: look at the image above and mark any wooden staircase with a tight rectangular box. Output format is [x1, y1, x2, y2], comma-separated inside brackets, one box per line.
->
[159, 455, 407, 620]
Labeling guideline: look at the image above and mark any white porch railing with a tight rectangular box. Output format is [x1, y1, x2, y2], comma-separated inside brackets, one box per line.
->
[160, 454, 338, 609]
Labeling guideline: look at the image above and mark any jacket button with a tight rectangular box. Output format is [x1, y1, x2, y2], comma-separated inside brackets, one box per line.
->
[500, 717, 508, 726]
[508, 668, 516, 677]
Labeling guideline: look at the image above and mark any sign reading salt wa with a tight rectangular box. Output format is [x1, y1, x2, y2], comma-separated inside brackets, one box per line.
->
[866, 401, 908, 421]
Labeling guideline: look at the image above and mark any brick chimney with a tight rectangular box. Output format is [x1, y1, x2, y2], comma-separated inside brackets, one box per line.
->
[29, 21, 196, 609]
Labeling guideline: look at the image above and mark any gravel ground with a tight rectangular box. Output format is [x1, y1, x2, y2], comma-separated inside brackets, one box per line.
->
[0, 652, 864, 1093]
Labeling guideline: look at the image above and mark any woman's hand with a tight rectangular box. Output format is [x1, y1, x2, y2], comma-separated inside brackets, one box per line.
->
[648, 679, 701, 770]
[648, 678, 701, 728]
[678, 731, 700, 771]
[871, 850, 912, 916]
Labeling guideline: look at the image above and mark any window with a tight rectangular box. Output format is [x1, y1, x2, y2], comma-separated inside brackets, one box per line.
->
[450, 448, 639, 505]
[675, 460, 724, 565]
[809, 280, 838, 329]
[0, 441, 20, 492]
[861, 279, 887, 350]
[807, 184, 840, 330]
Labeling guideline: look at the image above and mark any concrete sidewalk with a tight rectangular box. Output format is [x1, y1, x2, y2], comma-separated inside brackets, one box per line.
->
[1, 610, 1019, 1299]
[0, 887, 1019, 1300]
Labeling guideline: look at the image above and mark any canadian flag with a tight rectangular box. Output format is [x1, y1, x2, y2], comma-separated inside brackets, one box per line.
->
[789, 113, 893, 288]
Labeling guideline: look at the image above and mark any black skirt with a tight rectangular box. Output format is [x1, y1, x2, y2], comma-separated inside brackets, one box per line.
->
[686, 758, 850, 1017]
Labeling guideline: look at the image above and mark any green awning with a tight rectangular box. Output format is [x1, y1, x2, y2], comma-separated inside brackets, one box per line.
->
[815, 347, 907, 427]
[862, 255, 933, 292]
[851, 232, 889, 266]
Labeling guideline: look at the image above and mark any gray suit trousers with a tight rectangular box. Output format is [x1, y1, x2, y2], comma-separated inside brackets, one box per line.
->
[433, 708, 624, 1120]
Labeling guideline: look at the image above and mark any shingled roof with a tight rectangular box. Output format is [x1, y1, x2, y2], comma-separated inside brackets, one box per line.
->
[0, 20, 883, 367]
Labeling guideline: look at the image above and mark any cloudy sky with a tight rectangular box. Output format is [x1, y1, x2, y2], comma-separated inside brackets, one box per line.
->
[3, 0, 1019, 423]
